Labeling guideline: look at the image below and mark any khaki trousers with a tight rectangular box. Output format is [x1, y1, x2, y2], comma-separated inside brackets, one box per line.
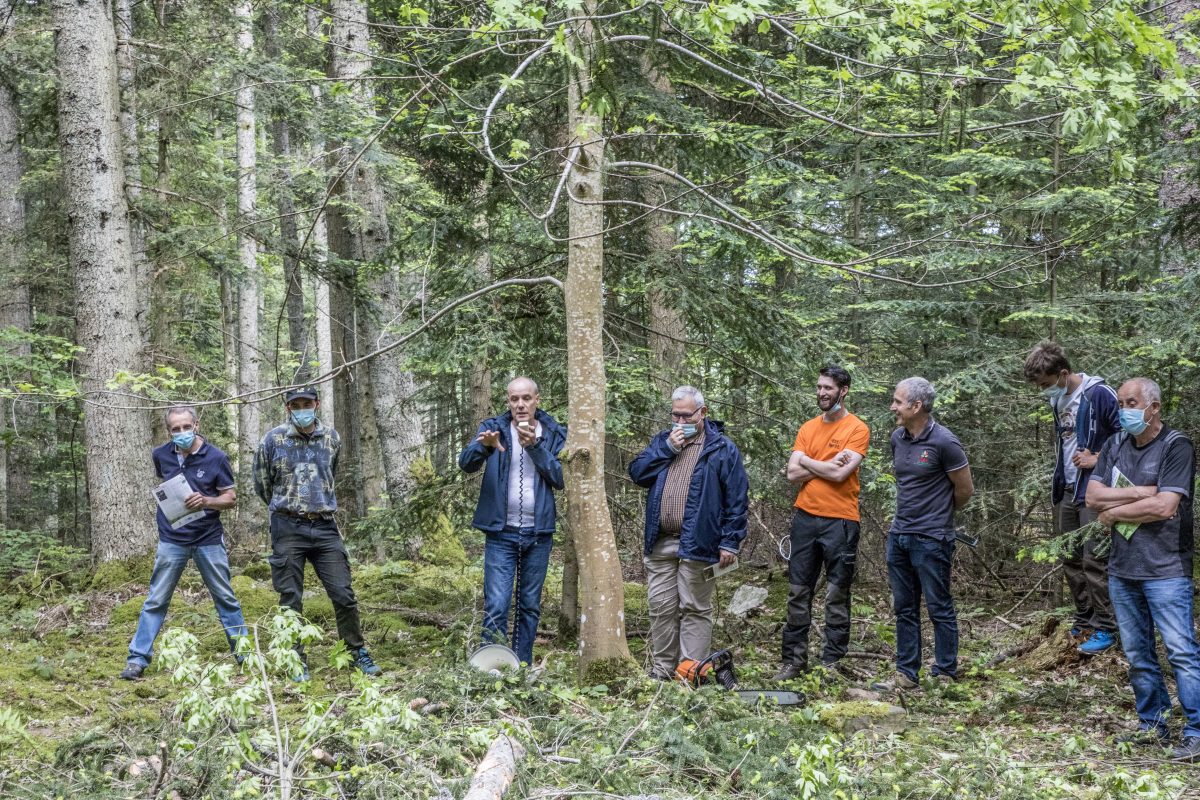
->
[643, 535, 717, 677]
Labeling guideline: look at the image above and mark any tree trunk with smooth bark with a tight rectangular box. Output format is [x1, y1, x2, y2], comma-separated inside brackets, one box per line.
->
[564, 4, 634, 679]
[52, 0, 154, 559]
[234, 0, 263, 539]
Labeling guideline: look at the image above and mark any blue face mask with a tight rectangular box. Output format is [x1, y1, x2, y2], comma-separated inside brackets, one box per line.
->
[673, 422, 699, 438]
[172, 430, 196, 451]
[1119, 407, 1149, 436]
[291, 409, 317, 429]
[1043, 385, 1067, 404]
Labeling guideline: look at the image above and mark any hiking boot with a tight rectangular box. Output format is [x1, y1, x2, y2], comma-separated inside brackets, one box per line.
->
[1171, 736, 1200, 762]
[119, 662, 145, 681]
[773, 662, 807, 682]
[1078, 630, 1117, 656]
[1117, 723, 1170, 747]
[352, 647, 382, 677]
[870, 672, 919, 693]
[931, 672, 957, 688]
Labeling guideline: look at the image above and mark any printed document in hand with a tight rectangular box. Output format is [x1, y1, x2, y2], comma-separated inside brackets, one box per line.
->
[1110, 467, 1137, 540]
[154, 473, 205, 530]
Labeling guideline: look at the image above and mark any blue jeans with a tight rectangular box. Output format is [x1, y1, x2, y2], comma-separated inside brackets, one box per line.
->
[127, 541, 248, 667]
[1109, 575, 1200, 738]
[887, 533, 958, 680]
[482, 528, 553, 664]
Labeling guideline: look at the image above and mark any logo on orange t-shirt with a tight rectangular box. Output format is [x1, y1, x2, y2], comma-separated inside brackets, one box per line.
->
[792, 413, 870, 521]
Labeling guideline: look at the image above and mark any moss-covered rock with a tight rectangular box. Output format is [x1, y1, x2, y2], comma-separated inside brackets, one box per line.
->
[110, 596, 146, 627]
[239, 560, 272, 582]
[354, 561, 478, 610]
[817, 700, 907, 737]
[89, 554, 155, 591]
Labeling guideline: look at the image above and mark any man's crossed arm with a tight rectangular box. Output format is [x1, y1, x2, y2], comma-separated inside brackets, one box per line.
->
[786, 449, 864, 485]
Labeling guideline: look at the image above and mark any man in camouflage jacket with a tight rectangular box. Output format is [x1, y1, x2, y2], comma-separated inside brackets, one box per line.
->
[253, 387, 381, 679]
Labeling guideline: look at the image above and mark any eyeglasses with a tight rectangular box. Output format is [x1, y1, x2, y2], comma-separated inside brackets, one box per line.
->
[670, 409, 701, 421]
[168, 423, 195, 434]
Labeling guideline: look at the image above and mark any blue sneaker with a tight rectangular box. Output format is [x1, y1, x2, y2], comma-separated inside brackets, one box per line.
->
[1069, 626, 1083, 638]
[1078, 630, 1117, 655]
[353, 647, 383, 677]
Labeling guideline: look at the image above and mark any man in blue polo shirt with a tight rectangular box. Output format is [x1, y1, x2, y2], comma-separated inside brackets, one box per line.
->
[874, 377, 974, 692]
[120, 406, 248, 680]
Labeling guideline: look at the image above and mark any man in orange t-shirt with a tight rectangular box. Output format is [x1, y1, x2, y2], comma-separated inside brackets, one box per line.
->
[775, 365, 870, 681]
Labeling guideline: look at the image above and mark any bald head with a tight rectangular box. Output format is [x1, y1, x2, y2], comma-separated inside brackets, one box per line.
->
[506, 376, 541, 423]
[507, 376, 539, 396]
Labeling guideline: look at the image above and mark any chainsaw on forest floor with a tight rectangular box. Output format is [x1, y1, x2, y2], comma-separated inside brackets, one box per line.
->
[674, 649, 805, 707]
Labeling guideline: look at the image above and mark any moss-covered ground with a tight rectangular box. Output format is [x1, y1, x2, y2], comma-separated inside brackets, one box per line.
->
[0, 542, 1196, 799]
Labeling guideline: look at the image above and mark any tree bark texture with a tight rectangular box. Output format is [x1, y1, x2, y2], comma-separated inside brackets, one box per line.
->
[565, 4, 633, 676]
[234, 0, 263, 539]
[0, 0, 32, 527]
[1158, 0, 1199, 277]
[469, 177, 494, 424]
[305, 6, 338, 432]
[640, 56, 686, 398]
[264, 7, 307, 375]
[52, 0, 154, 559]
[462, 735, 525, 800]
[327, 0, 424, 509]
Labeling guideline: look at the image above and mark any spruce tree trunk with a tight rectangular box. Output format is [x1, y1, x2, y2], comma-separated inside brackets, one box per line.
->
[52, 0, 154, 559]
[641, 57, 686, 398]
[306, 7, 337, 427]
[264, 7, 308, 373]
[469, 176, 494, 424]
[114, 0, 151, 352]
[565, 4, 633, 678]
[327, 0, 424, 514]
[1158, 0, 1199, 277]
[234, 0, 263, 540]
[0, 0, 31, 527]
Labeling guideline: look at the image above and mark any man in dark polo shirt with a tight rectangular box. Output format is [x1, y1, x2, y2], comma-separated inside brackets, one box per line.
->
[1086, 377, 1200, 762]
[120, 406, 247, 680]
[874, 377, 973, 692]
[253, 387, 381, 680]
[629, 385, 748, 680]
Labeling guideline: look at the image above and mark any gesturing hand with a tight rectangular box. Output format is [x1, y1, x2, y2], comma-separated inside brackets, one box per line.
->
[477, 429, 505, 452]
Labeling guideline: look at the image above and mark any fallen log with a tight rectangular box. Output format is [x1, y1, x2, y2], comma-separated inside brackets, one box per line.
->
[462, 735, 525, 800]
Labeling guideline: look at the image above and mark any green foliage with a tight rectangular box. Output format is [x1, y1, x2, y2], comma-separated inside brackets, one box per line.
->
[0, 528, 89, 593]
